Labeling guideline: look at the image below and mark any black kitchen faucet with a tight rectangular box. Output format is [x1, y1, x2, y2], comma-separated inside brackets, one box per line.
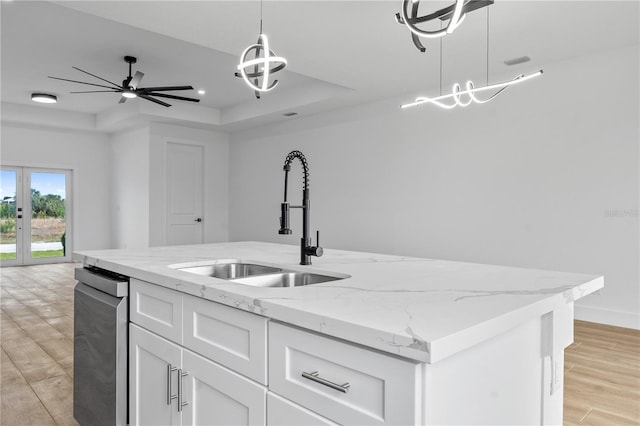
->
[278, 150, 323, 265]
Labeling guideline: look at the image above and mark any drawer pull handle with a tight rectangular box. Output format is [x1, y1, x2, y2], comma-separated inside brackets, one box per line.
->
[302, 371, 350, 393]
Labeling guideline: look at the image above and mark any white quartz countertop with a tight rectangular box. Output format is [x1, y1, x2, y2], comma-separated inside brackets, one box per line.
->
[73, 242, 602, 363]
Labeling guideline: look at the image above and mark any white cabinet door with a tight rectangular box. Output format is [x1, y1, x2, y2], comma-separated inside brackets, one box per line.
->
[267, 392, 337, 426]
[182, 349, 266, 426]
[130, 324, 182, 426]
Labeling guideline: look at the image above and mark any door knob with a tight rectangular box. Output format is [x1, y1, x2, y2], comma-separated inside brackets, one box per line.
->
[195, 218, 202, 223]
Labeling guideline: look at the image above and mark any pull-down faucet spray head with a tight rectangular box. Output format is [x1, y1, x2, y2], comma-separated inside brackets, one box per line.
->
[279, 202, 292, 234]
[279, 167, 292, 234]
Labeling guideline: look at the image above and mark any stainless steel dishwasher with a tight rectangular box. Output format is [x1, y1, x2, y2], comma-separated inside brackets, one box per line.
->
[74, 266, 129, 426]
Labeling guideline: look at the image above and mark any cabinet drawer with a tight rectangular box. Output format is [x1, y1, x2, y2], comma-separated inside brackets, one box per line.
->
[269, 322, 422, 425]
[183, 294, 268, 384]
[267, 392, 337, 426]
[130, 279, 183, 344]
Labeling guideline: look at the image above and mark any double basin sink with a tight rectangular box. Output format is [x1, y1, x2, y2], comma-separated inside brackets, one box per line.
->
[171, 259, 349, 288]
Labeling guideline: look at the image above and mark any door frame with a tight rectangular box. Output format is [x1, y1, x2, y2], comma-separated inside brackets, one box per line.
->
[0, 165, 73, 266]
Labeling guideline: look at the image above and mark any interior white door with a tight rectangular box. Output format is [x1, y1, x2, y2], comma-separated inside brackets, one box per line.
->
[164, 141, 204, 246]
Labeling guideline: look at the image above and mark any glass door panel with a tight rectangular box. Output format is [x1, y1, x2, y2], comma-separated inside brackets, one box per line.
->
[0, 168, 21, 264]
[29, 172, 68, 260]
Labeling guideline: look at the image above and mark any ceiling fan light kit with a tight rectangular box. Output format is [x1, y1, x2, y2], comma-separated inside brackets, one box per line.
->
[31, 93, 57, 104]
[48, 55, 200, 107]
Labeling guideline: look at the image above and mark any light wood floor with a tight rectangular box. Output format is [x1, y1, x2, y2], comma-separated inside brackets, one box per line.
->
[1, 263, 639, 426]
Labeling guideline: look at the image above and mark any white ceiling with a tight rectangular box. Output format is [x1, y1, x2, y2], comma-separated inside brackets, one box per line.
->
[1, 0, 638, 131]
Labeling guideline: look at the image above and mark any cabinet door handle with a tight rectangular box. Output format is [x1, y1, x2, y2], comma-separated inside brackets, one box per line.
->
[178, 369, 189, 412]
[301, 371, 350, 393]
[167, 364, 178, 405]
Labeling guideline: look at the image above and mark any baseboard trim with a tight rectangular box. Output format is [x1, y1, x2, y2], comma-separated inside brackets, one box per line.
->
[575, 304, 640, 330]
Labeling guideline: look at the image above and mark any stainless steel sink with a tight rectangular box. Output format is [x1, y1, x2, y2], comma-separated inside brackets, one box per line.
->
[230, 272, 343, 288]
[172, 259, 349, 288]
[176, 261, 282, 279]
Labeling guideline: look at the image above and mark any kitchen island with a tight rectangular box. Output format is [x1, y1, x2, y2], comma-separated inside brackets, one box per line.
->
[74, 241, 602, 425]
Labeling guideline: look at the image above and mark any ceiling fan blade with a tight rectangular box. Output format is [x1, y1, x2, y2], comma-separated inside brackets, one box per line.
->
[119, 96, 127, 104]
[139, 94, 171, 107]
[70, 90, 121, 93]
[129, 71, 144, 89]
[72, 66, 122, 89]
[49, 76, 117, 90]
[138, 85, 193, 92]
[145, 92, 200, 103]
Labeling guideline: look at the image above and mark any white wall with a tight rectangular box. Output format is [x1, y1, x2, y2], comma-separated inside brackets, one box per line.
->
[149, 123, 229, 246]
[1, 123, 112, 251]
[110, 126, 150, 249]
[229, 45, 639, 329]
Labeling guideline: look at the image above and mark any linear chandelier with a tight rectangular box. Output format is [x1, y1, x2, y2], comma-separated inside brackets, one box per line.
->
[402, 3, 542, 110]
[235, 0, 287, 99]
[401, 70, 543, 109]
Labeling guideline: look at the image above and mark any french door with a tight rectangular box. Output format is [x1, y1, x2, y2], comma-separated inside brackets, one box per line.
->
[0, 166, 72, 266]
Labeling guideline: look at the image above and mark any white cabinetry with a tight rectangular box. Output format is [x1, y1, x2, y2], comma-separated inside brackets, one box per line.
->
[129, 279, 424, 426]
[129, 279, 268, 426]
[269, 322, 422, 425]
[128, 277, 569, 426]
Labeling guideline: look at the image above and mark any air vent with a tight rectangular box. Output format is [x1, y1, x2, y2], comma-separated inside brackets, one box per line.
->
[504, 56, 531, 66]
[282, 112, 298, 117]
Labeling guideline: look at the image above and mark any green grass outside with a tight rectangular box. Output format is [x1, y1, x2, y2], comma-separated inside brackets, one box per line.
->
[0, 250, 64, 261]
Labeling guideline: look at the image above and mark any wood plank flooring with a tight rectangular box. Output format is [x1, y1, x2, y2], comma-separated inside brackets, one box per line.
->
[564, 320, 640, 425]
[1, 263, 639, 425]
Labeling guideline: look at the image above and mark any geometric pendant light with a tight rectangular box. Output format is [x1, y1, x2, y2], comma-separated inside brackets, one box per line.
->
[396, 0, 494, 52]
[235, 0, 287, 99]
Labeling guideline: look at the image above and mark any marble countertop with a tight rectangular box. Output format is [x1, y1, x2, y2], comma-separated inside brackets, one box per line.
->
[73, 241, 602, 363]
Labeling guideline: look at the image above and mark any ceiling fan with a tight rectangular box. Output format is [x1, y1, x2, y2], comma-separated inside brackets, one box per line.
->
[49, 56, 200, 107]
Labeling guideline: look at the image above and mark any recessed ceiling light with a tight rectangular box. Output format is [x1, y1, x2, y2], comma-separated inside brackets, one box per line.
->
[198, 89, 206, 95]
[504, 56, 531, 66]
[31, 93, 57, 104]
